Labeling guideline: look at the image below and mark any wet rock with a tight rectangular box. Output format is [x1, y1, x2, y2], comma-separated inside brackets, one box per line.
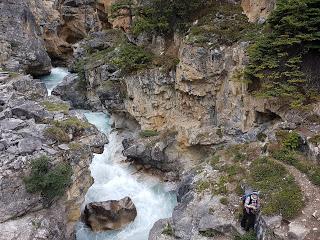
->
[82, 197, 137, 232]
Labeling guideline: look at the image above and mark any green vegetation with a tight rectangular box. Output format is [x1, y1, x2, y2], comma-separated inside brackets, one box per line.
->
[196, 180, 211, 193]
[234, 230, 257, 240]
[139, 129, 159, 138]
[199, 229, 219, 237]
[111, 0, 133, 13]
[132, 0, 214, 36]
[186, 3, 258, 47]
[45, 117, 91, 143]
[276, 130, 301, 150]
[24, 156, 72, 202]
[248, 157, 304, 219]
[111, 43, 153, 73]
[220, 197, 229, 205]
[162, 222, 174, 236]
[44, 126, 70, 143]
[272, 130, 320, 186]
[41, 101, 69, 113]
[245, 0, 320, 108]
[310, 135, 320, 145]
[272, 149, 320, 186]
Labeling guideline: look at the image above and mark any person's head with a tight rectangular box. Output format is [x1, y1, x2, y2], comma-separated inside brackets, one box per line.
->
[251, 191, 259, 200]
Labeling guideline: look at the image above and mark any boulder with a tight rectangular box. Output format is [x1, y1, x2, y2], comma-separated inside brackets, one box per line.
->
[82, 197, 137, 232]
[198, 214, 239, 236]
[288, 222, 310, 240]
[52, 74, 89, 109]
[11, 101, 51, 123]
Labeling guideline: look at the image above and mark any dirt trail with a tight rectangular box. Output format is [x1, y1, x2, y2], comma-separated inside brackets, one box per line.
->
[277, 161, 320, 240]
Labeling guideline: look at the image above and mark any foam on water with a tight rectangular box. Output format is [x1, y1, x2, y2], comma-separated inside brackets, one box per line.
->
[40, 67, 69, 95]
[76, 112, 177, 240]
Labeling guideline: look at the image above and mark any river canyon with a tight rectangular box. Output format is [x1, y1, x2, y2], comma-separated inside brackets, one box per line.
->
[1, 0, 320, 240]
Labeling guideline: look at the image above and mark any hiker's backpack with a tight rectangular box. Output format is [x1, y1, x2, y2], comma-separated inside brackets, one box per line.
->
[241, 194, 251, 204]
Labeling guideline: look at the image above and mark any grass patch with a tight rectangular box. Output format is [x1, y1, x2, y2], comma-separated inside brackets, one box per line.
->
[276, 130, 301, 150]
[234, 230, 257, 240]
[199, 229, 219, 237]
[248, 157, 303, 219]
[24, 156, 72, 202]
[220, 197, 229, 205]
[44, 126, 70, 143]
[272, 149, 320, 186]
[140, 130, 159, 138]
[309, 135, 320, 145]
[162, 222, 174, 236]
[41, 101, 69, 113]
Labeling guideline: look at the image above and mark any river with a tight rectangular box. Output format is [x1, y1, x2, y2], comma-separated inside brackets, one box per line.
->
[40, 68, 177, 240]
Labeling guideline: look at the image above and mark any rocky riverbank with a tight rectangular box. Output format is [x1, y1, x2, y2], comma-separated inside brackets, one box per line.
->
[0, 0, 320, 240]
[0, 72, 107, 240]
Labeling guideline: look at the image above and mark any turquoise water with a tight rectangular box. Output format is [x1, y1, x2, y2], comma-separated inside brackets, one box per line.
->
[40, 69, 177, 240]
[76, 112, 177, 240]
[39, 67, 69, 95]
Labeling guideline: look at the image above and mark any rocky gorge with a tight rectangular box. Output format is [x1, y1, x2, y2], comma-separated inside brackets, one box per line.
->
[1, 0, 320, 240]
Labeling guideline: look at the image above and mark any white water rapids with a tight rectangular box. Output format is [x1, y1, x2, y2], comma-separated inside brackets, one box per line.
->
[40, 67, 69, 95]
[40, 68, 177, 240]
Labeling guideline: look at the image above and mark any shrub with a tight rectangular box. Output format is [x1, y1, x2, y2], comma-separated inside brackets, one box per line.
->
[24, 156, 72, 202]
[310, 135, 320, 145]
[53, 117, 91, 132]
[199, 229, 219, 237]
[139, 130, 159, 138]
[111, 43, 153, 73]
[248, 157, 303, 219]
[162, 222, 174, 236]
[132, 0, 216, 36]
[41, 101, 69, 113]
[44, 126, 70, 143]
[196, 180, 211, 193]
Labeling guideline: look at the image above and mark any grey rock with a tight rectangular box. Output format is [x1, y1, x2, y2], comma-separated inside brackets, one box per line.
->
[198, 214, 238, 236]
[0, 0, 51, 75]
[288, 222, 310, 240]
[12, 101, 50, 123]
[18, 137, 42, 154]
[0, 119, 25, 131]
[52, 74, 89, 109]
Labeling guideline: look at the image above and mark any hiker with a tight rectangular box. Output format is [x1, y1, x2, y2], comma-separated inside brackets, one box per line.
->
[240, 191, 260, 231]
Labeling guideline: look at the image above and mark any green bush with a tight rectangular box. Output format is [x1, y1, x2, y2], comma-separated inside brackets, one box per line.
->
[245, 0, 320, 108]
[44, 126, 70, 143]
[111, 43, 153, 73]
[41, 101, 69, 113]
[162, 222, 174, 236]
[132, 0, 216, 36]
[186, 3, 258, 47]
[24, 156, 72, 202]
[248, 157, 304, 219]
[139, 129, 159, 138]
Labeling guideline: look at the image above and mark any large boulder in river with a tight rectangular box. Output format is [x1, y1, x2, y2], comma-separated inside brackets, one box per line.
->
[52, 74, 89, 109]
[82, 197, 137, 232]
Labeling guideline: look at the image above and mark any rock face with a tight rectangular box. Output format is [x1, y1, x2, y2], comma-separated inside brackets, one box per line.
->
[241, 0, 276, 22]
[0, 73, 107, 239]
[82, 197, 137, 232]
[52, 74, 89, 109]
[0, 0, 52, 75]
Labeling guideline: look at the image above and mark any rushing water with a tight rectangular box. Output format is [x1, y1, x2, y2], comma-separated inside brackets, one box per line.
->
[40, 67, 69, 95]
[41, 68, 177, 240]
